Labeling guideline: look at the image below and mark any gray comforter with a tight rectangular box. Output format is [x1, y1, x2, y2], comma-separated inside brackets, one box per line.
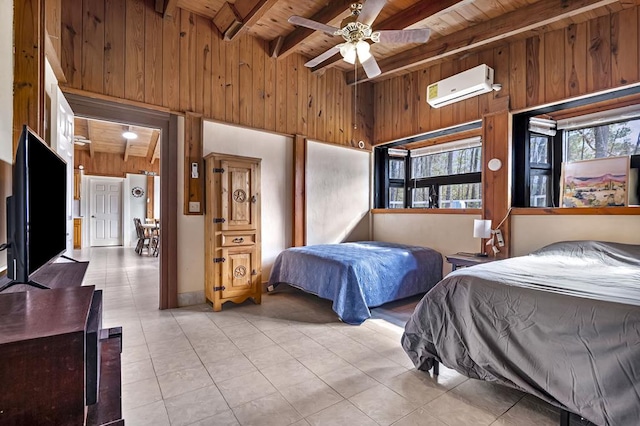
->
[402, 241, 640, 426]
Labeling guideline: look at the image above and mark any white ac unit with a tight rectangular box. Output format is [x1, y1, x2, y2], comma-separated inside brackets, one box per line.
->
[427, 64, 495, 108]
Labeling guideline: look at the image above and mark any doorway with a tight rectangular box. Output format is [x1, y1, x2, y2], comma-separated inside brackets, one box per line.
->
[64, 92, 178, 309]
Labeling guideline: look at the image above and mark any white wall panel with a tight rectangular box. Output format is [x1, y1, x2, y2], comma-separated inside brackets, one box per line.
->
[306, 141, 371, 245]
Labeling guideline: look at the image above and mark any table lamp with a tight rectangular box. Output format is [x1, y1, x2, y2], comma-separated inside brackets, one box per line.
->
[473, 219, 492, 257]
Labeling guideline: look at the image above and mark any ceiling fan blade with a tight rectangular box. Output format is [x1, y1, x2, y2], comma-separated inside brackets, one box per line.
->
[288, 16, 340, 36]
[361, 56, 382, 79]
[373, 29, 431, 44]
[304, 45, 342, 68]
[358, 0, 386, 26]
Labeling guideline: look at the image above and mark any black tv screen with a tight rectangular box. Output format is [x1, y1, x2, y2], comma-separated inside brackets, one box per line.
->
[7, 126, 67, 283]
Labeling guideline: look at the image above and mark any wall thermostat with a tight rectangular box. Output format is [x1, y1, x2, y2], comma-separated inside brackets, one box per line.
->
[191, 162, 199, 179]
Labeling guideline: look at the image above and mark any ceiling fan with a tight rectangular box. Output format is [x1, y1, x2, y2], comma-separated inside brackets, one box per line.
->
[288, 0, 431, 79]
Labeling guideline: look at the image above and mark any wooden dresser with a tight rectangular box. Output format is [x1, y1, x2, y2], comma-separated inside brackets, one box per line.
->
[204, 153, 262, 312]
[0, 262, 123, 426]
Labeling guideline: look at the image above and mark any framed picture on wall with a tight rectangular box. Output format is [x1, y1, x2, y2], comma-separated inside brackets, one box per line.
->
[561, 156, 630, 207]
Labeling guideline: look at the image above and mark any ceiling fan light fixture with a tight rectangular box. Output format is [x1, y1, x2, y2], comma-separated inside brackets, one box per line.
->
[340, 43, 357, 64]
[356, 40, 371, 62]
[122, 131, 138, 140]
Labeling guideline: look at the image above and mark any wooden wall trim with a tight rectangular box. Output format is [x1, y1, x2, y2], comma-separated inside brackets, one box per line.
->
[184, 112, 204, 215]
[371, 208, 482, 215]
[62, 87, 171, 113]
[512, 207, 640, 215]
[292, 135, 306, 247]
[482, 111, 511, 258]
[147, 175, 155, 219]
[13, 0, 46, 151]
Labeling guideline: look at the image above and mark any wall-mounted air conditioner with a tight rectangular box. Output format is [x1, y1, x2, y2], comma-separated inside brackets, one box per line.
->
[427, 64, 495, 108]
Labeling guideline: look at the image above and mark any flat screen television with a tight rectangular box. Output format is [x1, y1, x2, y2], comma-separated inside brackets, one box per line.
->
[4, 125, 67, 287]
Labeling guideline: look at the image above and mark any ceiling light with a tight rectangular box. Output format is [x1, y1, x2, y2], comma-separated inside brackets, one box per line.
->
[122, 131, 138, 140]
[356, 40, 371, 62]
[340, 43, 357, 65]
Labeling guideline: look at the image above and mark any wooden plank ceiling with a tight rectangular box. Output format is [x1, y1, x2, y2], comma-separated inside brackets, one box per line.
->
[170, 0, 633, 83]
[74, 118, 160, 164]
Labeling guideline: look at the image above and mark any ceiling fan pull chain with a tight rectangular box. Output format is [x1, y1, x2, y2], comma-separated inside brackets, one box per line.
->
[354, 60, 358, 130]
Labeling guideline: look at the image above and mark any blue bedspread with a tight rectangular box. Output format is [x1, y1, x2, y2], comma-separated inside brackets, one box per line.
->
[268, 241, 442, 324]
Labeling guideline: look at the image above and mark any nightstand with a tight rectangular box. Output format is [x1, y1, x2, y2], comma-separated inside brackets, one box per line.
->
[445, 253, 497, 271]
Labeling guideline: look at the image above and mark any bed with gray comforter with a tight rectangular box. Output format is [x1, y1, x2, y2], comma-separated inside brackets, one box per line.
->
[402, 240, 640, 426]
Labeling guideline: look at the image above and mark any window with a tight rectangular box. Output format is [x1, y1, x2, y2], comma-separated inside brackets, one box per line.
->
[513, 104, 640, 207]
[375, 138, 482, 209]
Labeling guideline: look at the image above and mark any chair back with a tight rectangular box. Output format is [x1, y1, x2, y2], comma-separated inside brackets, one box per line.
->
[133, 218, 145, 239]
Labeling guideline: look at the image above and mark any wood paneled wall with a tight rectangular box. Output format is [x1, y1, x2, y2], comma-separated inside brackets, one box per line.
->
[60, 0, 373, 147]
[373, 5, 640, 144]
[74, 150, 160, 177]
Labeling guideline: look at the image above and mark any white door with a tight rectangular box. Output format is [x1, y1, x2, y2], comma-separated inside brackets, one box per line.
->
[90, 179, 123, 246]
[51, 86, 75, 254]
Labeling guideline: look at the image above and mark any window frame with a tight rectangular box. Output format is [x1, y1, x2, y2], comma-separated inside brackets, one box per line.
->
[375, 143, 482, 210]
[513, 103, 640, 208]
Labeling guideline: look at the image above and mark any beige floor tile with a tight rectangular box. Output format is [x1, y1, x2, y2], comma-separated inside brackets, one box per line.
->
[164, 385, 230, 426]
[122, 343, 151, 365]
[423, 392, 498, 426]
[232, 392, 302, 426]
[297, 350, 351, 376]
[491, 395, 558, 426]
[194, 341, 242, 364]
[319, 365, 379, 398]
[383, 370, 446, 405]
[122, 358, 156, 385]
[123, 400, 170, 426]
[263, 326, 308, 344]
[329, 340, 376, 363]
[217, 371, 277, 407]
[410, 366, 468, 391]
[244, 344, 294, 370]
[122, 377, 163, 411]
[280, 377, 344, 417]
[152, 348, 203, 376]
[157, 365, 214, 399]
[205, 355, 257, 383]
[207, 312, 250, 329]
[349, 384, 420, 426]
[187, 410, 240, 425]
[147, 334, 194, 358]
[279, 335, 326, 358]
[231, 332, 276, 353]
[391, 407, 447, 426]
[260, 358, 318, 390]
[450, 379, 524, 417]
[291, 420, 311, 426]
[222, 322, 261, 339]
[306, 400, 378, 426]
[356, 354, 408, 382]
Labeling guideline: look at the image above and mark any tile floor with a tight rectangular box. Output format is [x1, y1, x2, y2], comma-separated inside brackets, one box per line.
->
[79, 246, 567, 426]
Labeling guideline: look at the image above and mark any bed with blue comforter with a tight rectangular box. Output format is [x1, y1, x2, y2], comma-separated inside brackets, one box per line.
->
[267, 241, 443, 324]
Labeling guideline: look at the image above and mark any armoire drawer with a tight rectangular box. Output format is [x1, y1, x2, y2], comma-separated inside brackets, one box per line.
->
[221, 233, 256, 247]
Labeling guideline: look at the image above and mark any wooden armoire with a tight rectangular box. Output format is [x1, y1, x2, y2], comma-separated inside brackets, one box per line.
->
[204, 153, 262, 311]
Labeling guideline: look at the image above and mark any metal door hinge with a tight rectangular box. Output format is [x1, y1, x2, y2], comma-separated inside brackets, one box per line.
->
[213, 286, 226, 291]
[213, 218, 226, 224]
[213, 257, 226, 263]
[213, 168, 225, 173]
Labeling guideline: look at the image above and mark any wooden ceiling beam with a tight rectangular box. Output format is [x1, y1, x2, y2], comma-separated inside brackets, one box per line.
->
[271, 0, 353, 59]
[312, 0, 463, 73]
[147, 130, 160, 164]
[213, 0, 280, 41]
[346, 0, 620, 84]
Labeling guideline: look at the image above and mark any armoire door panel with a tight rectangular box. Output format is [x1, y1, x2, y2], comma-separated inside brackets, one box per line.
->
[221, 247, 256, 298]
